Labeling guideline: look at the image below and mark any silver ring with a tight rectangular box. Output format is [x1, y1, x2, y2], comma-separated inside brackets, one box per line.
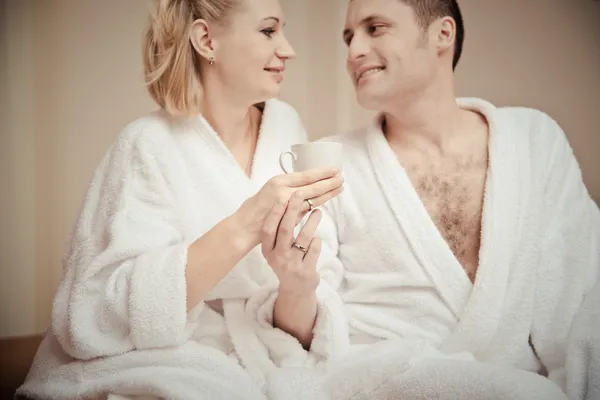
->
[291, 242, 308, 253]
[306, 198, 314, 212]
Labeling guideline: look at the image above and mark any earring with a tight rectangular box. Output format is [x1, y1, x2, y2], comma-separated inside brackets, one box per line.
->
[209, 56, 215, 66]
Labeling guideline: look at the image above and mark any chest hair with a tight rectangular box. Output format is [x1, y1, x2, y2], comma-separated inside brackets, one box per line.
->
[407, 155, 487, 281]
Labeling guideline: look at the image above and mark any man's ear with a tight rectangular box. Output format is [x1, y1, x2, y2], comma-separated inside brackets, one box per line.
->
[190, 19, 216, 61]
[434, 16, 456, 53]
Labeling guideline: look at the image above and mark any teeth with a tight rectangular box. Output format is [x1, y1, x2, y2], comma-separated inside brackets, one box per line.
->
[359, 67, 383, 80]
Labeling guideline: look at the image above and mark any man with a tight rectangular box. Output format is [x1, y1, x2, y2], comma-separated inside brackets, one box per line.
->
[297, 0, 600, 399]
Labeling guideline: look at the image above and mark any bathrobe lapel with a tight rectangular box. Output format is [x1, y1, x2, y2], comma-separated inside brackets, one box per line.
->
[184, 100, 286, 300]
[443, 98, 525, 354]
[366, 118, 472, 318]
[366, 98, 523, 353]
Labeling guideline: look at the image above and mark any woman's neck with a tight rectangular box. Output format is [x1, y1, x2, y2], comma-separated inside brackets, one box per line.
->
[201, 94, 259, 149]
[200, 87, 262, 175]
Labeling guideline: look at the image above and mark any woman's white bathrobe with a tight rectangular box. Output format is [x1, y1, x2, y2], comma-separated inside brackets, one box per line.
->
[17, 99, 348, 400]
[314, 98, 600, 399]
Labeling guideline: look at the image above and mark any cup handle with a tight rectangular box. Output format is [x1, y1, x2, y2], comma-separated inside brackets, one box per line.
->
[278, 151, 296, 174]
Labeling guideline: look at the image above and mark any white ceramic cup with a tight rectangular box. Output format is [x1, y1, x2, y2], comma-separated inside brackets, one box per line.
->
[279, 142, 343, 173]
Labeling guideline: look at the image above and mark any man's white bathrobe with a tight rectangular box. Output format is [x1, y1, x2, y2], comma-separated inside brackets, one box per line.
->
[314, 98, 600, 399]
[17, 99, 348, 400]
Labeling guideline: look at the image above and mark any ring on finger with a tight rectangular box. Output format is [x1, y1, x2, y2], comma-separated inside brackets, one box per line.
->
[305, 198, 314, 212]
[291, 242, 308, 254]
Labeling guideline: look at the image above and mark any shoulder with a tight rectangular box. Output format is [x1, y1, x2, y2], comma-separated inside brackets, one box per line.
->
[476, 99, 580, 186]
[492, 104, 571, 158]
[114, 109, 180, 154]
[461, 97, 557, 135]
[461, 97, 571, 157]
[97, 110, 190, 180]
[494, 104, 560, 134]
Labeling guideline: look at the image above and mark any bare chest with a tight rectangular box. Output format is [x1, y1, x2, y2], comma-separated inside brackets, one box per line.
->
[405, 157, 487, 282]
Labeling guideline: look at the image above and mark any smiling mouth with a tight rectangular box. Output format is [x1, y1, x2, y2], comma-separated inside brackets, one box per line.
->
[264, 68, 284, 73]
[357, 67, 385, 83]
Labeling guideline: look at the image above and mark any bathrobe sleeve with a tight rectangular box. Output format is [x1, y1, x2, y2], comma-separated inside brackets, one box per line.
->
[529, 114, 600, 392]
[310, 198, 352, 358]
[565, 279, 600, 400]
[243, 119, 350, 368]
[52, 121, 204, 361]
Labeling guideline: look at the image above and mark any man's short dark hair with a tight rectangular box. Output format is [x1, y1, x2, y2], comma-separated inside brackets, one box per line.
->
[402, 0, 465, 70]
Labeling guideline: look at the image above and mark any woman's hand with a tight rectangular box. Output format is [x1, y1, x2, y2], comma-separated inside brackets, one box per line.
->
[185, 168, 341, 312]
[233, 167, 343, 251]
[261, 192, 324, 296]
[261, 193, 328, 347]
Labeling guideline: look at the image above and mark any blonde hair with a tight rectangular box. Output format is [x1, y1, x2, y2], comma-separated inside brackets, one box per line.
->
[143, 0, 239, 117]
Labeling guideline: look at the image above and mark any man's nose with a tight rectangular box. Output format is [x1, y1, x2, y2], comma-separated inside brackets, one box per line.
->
[347, 33, 369, 64]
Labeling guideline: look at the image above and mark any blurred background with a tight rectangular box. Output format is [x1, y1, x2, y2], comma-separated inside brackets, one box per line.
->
[1, 0, 599, 342]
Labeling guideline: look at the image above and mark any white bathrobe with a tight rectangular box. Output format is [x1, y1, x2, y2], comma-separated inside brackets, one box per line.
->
[565, 278, 600, 400]
[313, 98, 600, 399]
[17, 99, 348, 400]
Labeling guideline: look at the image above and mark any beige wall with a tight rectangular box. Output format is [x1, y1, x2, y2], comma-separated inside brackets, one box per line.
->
[0, 0, 37, 337]
[1, 0, 156, 337]
[30, 0, 158, 337]
[1, 0, 599, 337]
[453, 1, 600, 200]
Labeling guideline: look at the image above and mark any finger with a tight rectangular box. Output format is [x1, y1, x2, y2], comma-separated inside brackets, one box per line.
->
[302, 237, 322, 267]
[295, 209, 310, 226]
[300, 185, 344, 212]
[293, 209, 322, 250]
[274, 191, 304, 252]
[281, 167, 340, 188]
[261, 200, 287, 252]
[296, 175, 344, 209]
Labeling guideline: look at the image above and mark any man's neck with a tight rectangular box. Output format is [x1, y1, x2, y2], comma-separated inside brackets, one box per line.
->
[382, 80, 464, 155]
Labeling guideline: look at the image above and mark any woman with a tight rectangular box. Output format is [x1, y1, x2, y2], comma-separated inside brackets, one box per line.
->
[17, 0, 346, 399]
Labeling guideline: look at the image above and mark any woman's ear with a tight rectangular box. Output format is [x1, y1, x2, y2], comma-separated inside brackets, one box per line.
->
[190, 19, 216, 61]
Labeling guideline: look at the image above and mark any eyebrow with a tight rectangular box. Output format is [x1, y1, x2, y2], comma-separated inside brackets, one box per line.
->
[343, 14, 390, 41]
[262, 16, 285, 27]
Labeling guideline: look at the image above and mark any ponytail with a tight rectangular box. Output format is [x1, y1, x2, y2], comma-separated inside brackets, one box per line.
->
[143, 0, 202, 117]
